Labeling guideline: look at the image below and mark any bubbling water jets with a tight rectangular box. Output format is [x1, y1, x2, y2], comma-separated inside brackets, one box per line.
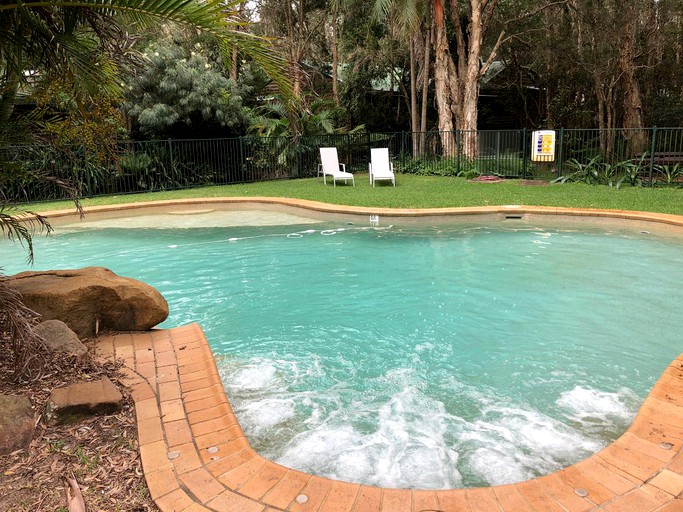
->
[237, 398, 297, 436]
[557, 385, 637, 432]
[458, 405, 602, 486]
[217, 355, 621, 490]
[228, 361, 280, 391]
[277, 386, 463, 489]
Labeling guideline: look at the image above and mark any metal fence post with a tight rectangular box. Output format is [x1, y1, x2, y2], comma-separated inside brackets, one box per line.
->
[557, 128, 565, 177]
[167, 139, 174, 184]
[367, 132, 371, 158]
[238, 136, 245, 181]
[649, 126, 658, 187]
[455, 130, 460, 174]
[522, 128, 529, 179]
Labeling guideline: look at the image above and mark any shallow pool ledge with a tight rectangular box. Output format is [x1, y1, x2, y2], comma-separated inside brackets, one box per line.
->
[30, 197, 683, 228]
[94, 324, 683, 512]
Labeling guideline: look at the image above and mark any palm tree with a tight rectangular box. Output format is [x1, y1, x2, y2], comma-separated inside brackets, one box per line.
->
[246, 96, 340, 175]
[248, 97, 338, 138]
[0, 0, 289, 123]
[0, 0, 289, 381]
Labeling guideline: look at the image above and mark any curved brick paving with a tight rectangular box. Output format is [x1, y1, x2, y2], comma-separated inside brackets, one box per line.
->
[48, 200, 683, 512]
[93, 325, 683, 512]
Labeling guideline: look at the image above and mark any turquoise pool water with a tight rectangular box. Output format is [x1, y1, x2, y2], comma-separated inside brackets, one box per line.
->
[4, 219, 683, 489]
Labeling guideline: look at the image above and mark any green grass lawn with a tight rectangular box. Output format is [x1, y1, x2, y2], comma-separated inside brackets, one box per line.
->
[21, 173, 683, 215]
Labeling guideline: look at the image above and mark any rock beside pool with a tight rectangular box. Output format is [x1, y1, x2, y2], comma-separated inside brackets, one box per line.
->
[7, 267, 168, 338]
[33, 320, 88, 358]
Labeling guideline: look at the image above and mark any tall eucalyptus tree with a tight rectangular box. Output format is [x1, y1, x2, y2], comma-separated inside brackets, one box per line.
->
[374, 0, 431, 154]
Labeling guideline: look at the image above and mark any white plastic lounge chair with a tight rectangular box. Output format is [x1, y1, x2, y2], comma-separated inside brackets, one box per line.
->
[369, 148, 395, 187]
[319, 147, 355, 187]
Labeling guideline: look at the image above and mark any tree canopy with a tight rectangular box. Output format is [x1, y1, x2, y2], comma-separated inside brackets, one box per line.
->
[2, 0, 682, 144]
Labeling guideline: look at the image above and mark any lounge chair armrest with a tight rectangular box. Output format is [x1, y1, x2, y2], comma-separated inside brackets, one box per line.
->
[339, 163, 346, 172]
[390, 162, 394, 172]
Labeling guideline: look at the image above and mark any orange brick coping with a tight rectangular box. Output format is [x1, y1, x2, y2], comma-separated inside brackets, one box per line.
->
[27, 197, 683, 229]
[94, 325, 683, 512]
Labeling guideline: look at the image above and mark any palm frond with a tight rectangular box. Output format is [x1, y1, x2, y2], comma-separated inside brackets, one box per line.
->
[0, 209, 53, 264]
[0, 0, 292, 97]
[0, 270, 47, 382]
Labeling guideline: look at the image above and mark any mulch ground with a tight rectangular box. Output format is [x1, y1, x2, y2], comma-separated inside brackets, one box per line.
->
[468, 175, 505, 183]
[0, 339, 157, 512]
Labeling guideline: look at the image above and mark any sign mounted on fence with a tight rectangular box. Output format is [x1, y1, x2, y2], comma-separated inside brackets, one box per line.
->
[531, 130, 556, 162]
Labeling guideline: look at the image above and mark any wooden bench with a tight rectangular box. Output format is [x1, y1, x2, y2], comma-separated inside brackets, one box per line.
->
[649, 152, 683, 166]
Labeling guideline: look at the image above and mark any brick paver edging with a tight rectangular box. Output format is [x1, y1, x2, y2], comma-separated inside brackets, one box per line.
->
[94, 325, 683, 512]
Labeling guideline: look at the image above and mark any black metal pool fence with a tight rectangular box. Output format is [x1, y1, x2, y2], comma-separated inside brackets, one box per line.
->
[4, 127, 683, 202]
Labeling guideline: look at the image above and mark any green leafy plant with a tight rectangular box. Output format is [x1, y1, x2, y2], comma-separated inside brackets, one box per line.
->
[554, 155, 647, 188]
[459, 168, 481, 180]
[655, 163, 683, 185]
[48, 439, 66, 452]
[401, 157, 463, 176]
[612, 159, 644, 189]
[119, 153, 154, 175]
[73, 447, 99, 471]
[554, 155, 603, 184]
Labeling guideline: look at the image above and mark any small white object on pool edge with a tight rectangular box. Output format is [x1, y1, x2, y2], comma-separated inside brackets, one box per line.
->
[295, 494, 309, 504]
[574, 488, 589, 498]
[167, 451, 180, 460]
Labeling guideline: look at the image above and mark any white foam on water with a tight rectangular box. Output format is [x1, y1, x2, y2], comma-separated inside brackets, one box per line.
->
[467, 447, 535, 485]
[237, 398, 296, 435]
[228, 361, 279, 390]
[275, 386, 463, 489]
[460, 404, 602, 486]
[218, 359, 640, 490]
[557, 385, 637, 426]
[415, 342, 434, 352]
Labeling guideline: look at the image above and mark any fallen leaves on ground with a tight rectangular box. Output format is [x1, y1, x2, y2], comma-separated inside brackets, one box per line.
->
[0, 338, 157, 512]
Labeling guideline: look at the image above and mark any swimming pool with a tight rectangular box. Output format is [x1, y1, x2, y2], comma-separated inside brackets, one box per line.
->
[5, 209, 682, 489]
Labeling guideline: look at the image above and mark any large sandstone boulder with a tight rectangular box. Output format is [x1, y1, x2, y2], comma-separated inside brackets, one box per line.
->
[46, 377, 123, 425]
[33, 320, 88, 358]
[8, 267, 168, 338]
[0, 394, 35, 455]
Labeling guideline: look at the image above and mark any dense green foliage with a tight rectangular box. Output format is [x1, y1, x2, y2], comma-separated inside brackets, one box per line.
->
[4, 0, 682, 143]
[0, 0, 287, 143]
[125, 40, 250, 139]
